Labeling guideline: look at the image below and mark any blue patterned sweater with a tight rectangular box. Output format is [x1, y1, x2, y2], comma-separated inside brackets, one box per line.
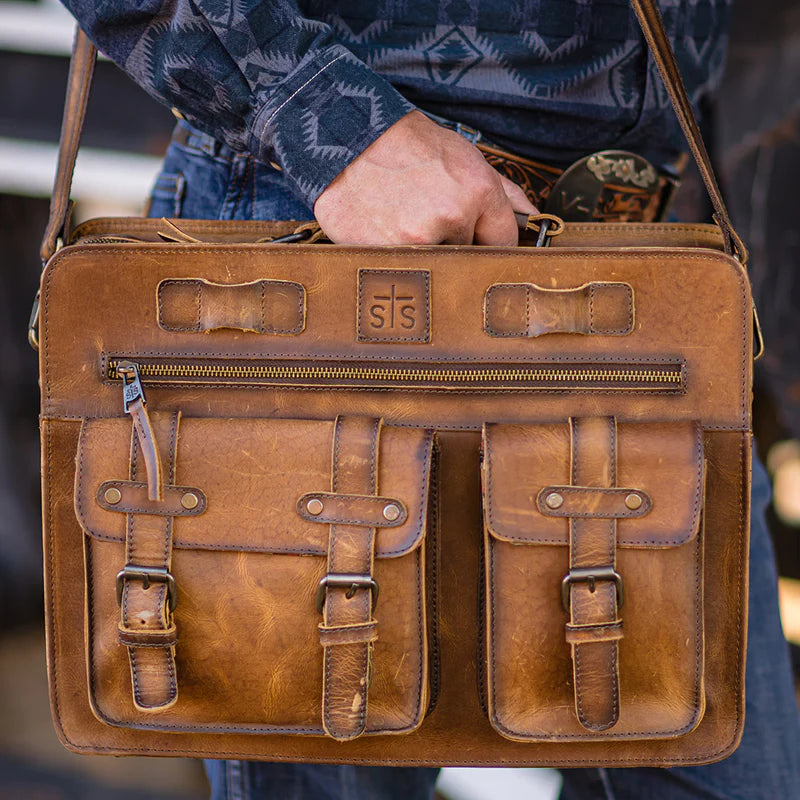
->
[61, 0, 730, 208]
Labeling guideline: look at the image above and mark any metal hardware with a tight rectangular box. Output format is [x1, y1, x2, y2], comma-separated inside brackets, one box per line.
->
[561, 566, 624, 612]
[382, 503, 401, 522]
[32, 236, 65, 348]
[536, 218, 552, 247]
[104, 487, 122, 505]
[116, 565, 177, 612]
[316, 574, 379, 615]
[624, 493, 643, 510]
[181, 492, 199, 510]
[28, 290, 41, 351]
[525, 213, 564, 248]
[545, 150, 660, 222]
[269, 228, 314, 245]
[306, 498, 324, 516]
[585, 152, 657, 188]
[117, 360, 147, 412]
[545, 492, 564, 509]
[752, 304, 765, 361]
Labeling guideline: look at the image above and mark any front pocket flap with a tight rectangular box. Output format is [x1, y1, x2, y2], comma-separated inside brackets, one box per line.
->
[483, 420, 702, 547]
[76, 417, 433, 557]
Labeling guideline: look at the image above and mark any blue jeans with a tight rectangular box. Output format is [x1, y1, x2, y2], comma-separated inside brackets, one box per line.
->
[150, 121, 800, 800]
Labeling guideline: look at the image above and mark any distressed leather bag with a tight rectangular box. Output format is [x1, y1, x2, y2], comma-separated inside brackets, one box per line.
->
[36, 0, 759, 767]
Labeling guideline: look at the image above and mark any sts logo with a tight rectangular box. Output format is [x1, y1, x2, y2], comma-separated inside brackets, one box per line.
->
[358, 270, 431, 343]
[369, 284, 416, 330]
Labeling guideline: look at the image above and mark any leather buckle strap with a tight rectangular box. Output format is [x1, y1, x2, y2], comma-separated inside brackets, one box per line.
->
[566, 416, 624, 732]
[478, 142, 681, 223]
[318, 416, 383, 741]
[116, 566, 177, 612]
[561, 566, 624, 613]
[315, 574, 379, 615]
[118, 410, 181, 712]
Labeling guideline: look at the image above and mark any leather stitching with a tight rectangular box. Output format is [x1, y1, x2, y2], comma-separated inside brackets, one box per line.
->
[357, 269, 431, 343]
[157, 279, 305, 334]
[485, 421, 704, 546]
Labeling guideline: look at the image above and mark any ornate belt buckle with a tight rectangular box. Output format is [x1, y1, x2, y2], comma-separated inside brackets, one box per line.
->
[544, 150, 663, 222]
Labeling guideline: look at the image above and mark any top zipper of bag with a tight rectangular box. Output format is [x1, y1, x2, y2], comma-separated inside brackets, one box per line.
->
[106, 358, 684, 393]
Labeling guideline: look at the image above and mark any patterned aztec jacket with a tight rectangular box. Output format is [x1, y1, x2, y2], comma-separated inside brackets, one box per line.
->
[61, 0, 731, 209]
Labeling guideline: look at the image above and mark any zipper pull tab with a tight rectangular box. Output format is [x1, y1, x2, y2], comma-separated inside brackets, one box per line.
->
[117, 361, 163, 502]
[117, 360, 146, 412]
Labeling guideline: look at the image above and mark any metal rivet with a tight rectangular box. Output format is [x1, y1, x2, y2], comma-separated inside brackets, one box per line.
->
[383, 503, 401, 522]
[181, 492, 199, 510]
[306, 498, 324, 516]
[625, 493, 643, 510]
[545, 492, 564, 509]
[104, 487, 122, 505]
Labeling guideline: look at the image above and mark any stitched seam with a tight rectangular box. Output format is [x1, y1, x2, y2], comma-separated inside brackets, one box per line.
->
[536, 486, 651, 518]
[483, 284, 528, 337]
[525, 285, 531, 336]
[298, 493, 407, 527]
[590, 283, 634, 335]
[219, 155, 249, 220]
[302, 515, 403, 526]
[323, 417, 342, 737]
[251, 154, 257, 223]
[196, 282, 202, 331]
[162, 412, 180, 706]
[100, 348, 687, 365]
[369, 419, 380, 496]
[486, 423, 701, 545]
[68, 219, 725, 237]
[119, 640, 178, 649]
[96, 480, 205, 515]
[125, 435, 144, 708]
[260, 280, 266, 333]
[157, 279, 306, 334]
[261, 53, 346, 128]
[357, 269, 431, 342]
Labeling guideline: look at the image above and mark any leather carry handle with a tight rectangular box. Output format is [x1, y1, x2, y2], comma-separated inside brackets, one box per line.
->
[41, 1, 745, 264]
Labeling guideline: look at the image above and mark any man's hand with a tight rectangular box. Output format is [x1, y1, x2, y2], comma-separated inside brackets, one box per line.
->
[313, 110, 536, 246]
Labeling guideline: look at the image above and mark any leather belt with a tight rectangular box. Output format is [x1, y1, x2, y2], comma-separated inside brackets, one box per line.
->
[169, 120, 682, 224]
[477, 141, 683, 223]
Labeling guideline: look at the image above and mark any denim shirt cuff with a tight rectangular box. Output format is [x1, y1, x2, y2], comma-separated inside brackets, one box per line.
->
[248, 44, 415, 209]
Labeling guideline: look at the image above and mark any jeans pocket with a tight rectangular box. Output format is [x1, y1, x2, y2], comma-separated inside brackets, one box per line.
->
[146, 171, 185, 218]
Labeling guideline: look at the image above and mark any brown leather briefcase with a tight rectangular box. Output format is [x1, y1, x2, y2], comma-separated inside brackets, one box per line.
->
[35, 0, 759, 767]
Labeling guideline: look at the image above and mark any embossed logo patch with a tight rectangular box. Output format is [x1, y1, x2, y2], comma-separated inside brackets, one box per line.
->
[357, 269, 431, 343]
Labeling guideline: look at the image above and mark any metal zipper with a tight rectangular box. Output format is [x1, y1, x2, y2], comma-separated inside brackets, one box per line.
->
[107, 358, 683, 392]
[77, 235, 145, 244]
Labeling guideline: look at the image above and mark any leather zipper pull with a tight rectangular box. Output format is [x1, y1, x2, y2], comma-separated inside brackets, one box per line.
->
[117, 361, 163, 502]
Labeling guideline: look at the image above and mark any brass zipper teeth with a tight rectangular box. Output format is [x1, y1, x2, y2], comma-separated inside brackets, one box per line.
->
[108, 360, 681, 386]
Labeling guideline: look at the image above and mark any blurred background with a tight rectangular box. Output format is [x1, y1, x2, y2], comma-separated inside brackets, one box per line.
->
[0, 0, 797, 797]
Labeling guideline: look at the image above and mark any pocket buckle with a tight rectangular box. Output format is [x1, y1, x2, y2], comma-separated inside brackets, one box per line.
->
[316, 574, 379, 614]
[561, 566, 624, 612]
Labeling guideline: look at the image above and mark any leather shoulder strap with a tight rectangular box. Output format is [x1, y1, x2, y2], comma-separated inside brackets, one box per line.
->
[42, 3, 745, 262]
[41, 28, 97, 264]
[629, 0, 745, 261]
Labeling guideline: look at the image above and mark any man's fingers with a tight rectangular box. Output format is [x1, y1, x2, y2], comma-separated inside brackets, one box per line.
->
[314, 112, 540, 246]
[499, 174, 539, 214]
[472, 186, 519, 246]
